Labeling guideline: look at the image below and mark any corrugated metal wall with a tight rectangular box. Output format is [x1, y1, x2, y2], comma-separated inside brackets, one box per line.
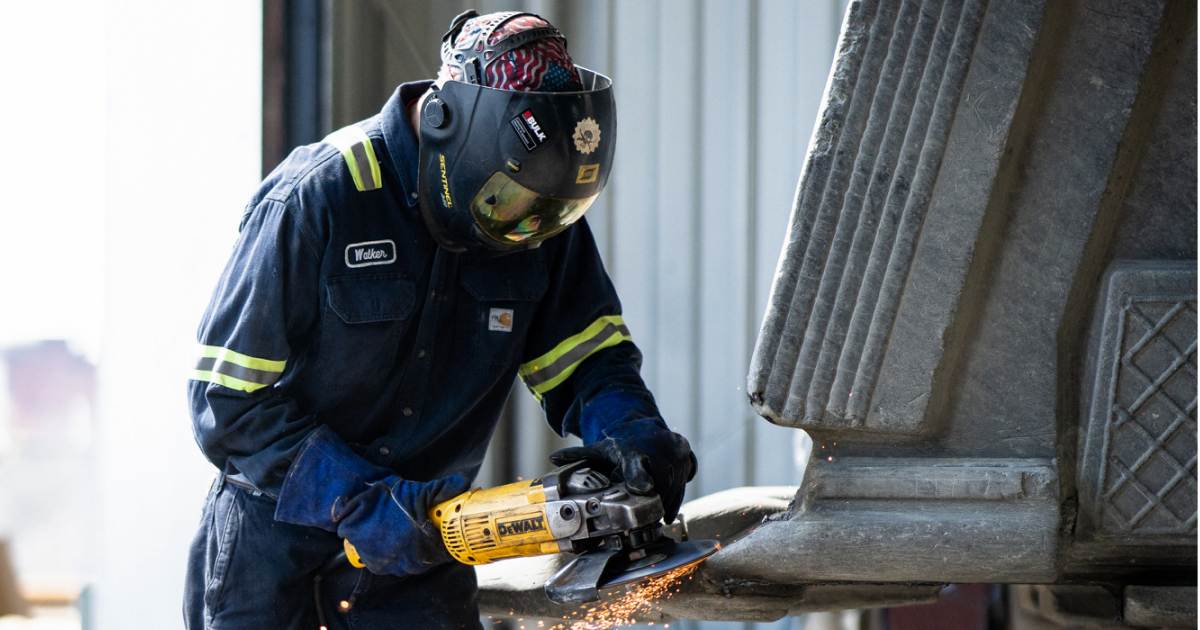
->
[329, 2, 846, 627]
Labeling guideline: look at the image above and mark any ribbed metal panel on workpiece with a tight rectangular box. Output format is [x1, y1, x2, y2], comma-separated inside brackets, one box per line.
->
[749, 0, 989, 434]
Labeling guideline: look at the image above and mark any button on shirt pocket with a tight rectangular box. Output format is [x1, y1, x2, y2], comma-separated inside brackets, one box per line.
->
[455, 253, 547, 372]
[319, 273, 415, 389]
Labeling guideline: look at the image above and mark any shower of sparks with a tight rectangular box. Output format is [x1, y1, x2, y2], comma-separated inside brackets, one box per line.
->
[547, 564, 698, 630]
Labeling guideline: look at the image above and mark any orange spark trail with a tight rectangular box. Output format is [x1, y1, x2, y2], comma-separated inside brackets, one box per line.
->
[547, 564, 697, 630]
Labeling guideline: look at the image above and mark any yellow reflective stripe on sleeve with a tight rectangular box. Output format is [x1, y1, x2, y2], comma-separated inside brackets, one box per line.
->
[190, 369, 271, 393]
[518, 315, 632, 401]
[323, 125, 382, 192]
[198, 345, 286, 372]
[191, 345, 287, 393]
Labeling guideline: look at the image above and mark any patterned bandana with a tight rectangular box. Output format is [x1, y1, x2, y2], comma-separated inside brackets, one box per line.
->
[437, 12, 582, 92]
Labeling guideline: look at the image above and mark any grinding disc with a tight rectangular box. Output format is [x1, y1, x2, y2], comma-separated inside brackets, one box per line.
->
[597, 539, 720, 589]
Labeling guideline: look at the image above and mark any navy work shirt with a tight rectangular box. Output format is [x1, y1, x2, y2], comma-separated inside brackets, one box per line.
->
[189, 81, 661, 497]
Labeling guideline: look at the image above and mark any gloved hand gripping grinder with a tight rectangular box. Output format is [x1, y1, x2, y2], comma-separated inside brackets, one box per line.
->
[348, 460, 717, 604]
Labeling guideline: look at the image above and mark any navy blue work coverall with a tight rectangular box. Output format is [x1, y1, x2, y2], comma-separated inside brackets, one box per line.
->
[183, 81, 664, 629]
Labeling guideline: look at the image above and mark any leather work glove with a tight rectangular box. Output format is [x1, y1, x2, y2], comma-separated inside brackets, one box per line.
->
[551, 417, 697, 524]
[275, 425, 470, 576]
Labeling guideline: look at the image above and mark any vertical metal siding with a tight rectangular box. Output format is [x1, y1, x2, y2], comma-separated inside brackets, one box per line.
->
[697, 0, 755, 500]
[654, 0, 703, 461]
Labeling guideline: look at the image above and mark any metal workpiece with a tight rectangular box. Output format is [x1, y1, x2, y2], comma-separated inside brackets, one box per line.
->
[657, 580, 945, 623]
[472, 0, 1196, 620]
[746, 0, 1193, 576]
[1123, 586, 1198, 628]
[1076, 262, 1197, 548]
[735, 0, 1193, 620]
[479, 556, 946, 623]
[748, 0, 1006, 435]
[476, 486, 951, 621]
[1010, 584, 1199, 629]
[706, 458, 1061, 585]
[477, 488, 783, 617]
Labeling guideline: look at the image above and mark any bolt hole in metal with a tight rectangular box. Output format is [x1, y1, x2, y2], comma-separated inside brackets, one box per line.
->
[560, 504, 576, 520]
[585, 498, 600, 514]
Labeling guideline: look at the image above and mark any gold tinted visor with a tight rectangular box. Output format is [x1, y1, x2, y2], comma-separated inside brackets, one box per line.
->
[471, 172, 598, 244]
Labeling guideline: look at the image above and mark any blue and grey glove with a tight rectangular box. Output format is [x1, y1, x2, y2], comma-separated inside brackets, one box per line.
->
[275, 425, 470, 576]
[551, 408, 697, 524]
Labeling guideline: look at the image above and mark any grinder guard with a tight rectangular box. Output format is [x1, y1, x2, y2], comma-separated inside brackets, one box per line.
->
[428, 460, 718, 604]
[417, 67, 616, 253]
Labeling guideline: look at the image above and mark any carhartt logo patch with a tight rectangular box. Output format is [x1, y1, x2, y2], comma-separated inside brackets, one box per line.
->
[345, 240, 396, 268]
[489, 308, 514, 332]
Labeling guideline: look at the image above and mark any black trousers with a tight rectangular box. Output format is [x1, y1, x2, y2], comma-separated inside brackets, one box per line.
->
[184, 476, 483, 629]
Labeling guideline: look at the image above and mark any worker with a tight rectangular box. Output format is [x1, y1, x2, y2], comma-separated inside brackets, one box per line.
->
[183, 10, 696, 630]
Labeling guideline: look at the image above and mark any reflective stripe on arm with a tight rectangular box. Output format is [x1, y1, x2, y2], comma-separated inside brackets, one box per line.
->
[190, 345, 287, 393]
[324, 125, 383, 192]
[519, 315, 631, 401]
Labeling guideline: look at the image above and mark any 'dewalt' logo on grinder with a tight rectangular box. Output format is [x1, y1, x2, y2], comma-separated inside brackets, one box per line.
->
[496, 515, 546, 539]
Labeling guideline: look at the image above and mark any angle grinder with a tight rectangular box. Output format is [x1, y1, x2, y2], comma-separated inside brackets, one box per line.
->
[345, 460, 718, 604]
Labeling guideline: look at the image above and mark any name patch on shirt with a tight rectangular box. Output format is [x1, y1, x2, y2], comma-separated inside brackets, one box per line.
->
[489, 308, 514, 332]
[345, 240, 396, 268]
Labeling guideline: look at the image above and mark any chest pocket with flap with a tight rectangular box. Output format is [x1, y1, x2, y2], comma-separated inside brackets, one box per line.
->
[319, 273, 415, 389]
[455, 251, 548, 371]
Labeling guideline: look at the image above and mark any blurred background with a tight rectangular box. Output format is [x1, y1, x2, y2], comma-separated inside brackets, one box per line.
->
[0, 1, 850, 629]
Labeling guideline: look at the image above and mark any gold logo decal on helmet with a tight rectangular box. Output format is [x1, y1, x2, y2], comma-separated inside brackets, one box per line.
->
[576, 164, 599, 184]
[572, 118, 601, 154]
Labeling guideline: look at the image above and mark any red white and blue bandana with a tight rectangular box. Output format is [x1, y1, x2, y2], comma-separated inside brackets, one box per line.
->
[437, 13, 582, 92]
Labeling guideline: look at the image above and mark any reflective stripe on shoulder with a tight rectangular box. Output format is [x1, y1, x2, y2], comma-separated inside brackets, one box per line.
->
[519, 315, 632, 401]
[190, 345, 287, 393]
[323, 125, 382, 192]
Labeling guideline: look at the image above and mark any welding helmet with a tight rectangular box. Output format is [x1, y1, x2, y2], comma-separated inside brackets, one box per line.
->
[416, 11, 617, 253]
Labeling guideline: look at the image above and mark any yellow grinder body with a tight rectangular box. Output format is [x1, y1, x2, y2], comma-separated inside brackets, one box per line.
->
[429, 478, 562, 565]
[340, 462, 717, 606]
[344, 462, 667, 570]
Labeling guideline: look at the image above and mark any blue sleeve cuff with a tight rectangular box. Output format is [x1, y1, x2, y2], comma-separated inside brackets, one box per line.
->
[274, 425, 394, 530]
[579, 388, 666, 444]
